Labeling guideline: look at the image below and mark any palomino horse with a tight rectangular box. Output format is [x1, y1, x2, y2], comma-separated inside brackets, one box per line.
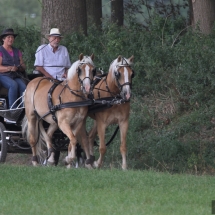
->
[22, 53, 96, 168]
[88, 55, 134, 170]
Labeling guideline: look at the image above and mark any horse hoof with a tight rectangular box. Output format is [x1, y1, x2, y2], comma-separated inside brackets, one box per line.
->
[64, 156, 70, 165]
[64, 157, 76, 168]
[93, 161, 99, 168]
[32, 161, 39, 167]
[66, 162, 76, 169]
[66, 164, 72, 169]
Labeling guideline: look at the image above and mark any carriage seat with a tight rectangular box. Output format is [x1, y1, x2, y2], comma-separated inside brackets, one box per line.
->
[0, 83, 8, 110]
[0, 83, 8, 97]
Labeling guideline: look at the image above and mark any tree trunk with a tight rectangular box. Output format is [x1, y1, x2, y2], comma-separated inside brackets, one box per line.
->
[86, 0, 102, 29]
[41, 0, 87, 43]
[192, 0, 215, 34]
[111, 0, 124, 26]
[188, 0, 194, 26]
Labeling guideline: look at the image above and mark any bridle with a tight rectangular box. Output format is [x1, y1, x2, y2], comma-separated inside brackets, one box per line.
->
[76, 57, 97, 93]
[94, 59, 134, 99]
[77, 63, 96, 87]
[114, 64, 135, 91]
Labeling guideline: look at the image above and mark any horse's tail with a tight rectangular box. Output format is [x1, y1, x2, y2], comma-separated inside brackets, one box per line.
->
[36, 120, 47, 163]
[22, 116, 47, 164]
[21, 115, 28, 140]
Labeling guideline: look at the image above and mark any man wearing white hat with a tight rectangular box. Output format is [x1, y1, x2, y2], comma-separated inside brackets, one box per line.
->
[34, 28, 71, 80]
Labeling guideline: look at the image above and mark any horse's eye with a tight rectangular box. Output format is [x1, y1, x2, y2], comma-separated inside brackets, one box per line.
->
[78, 67, 82, 75]
[114, 71, 120, 78]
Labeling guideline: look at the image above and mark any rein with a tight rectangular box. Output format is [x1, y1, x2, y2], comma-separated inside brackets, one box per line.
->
[88, 96, 128, 114]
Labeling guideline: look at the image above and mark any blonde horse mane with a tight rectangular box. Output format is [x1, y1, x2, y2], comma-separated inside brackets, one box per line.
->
[67, 60, 79, 80]
[67, 55, 94, 80]
[80, 55, 94, 66]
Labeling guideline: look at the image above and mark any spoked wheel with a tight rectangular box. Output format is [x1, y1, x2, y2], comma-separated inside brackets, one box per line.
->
[0, 122, 7, 162]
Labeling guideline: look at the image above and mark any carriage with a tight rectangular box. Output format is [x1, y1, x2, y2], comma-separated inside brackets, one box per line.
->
[0, 73, 70, 163]
[0, 74, 37, 162]
[0, 54, 134, 169]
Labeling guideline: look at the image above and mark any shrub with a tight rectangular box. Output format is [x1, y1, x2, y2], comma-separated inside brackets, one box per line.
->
[1, 15, 215, 173]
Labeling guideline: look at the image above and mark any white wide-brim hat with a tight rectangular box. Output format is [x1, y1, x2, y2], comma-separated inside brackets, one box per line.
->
[45, 28, 63, 39]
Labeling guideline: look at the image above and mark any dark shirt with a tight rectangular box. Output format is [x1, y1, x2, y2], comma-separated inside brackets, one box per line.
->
[0, 46, 20, 67]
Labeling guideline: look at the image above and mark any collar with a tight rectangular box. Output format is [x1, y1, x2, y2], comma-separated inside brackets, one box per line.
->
[48, 43, 61, 52]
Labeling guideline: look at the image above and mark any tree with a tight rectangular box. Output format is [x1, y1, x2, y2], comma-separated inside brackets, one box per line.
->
[191, 0, 215, 34]
[41, 0, 87, 43]
[111, 0, 124, 26]
[86, 0, 102, 29]
[0, 0, 41, 27]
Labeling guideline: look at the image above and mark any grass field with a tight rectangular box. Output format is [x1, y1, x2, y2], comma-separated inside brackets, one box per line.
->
[0, 164, 214, 215]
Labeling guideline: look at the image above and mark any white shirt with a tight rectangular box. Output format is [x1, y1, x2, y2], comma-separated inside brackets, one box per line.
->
[34, 44, 72, 78]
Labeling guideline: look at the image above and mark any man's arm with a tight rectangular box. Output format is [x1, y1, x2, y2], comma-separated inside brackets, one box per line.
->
[36, 66, 53, 78]
[34, 45, 53, 78]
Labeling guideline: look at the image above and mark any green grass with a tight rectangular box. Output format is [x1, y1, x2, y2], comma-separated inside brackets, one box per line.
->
[0, 165, 214, 215]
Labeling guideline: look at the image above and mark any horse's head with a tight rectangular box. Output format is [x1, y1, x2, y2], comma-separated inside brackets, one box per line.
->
[78, 53, 96, 94]
[110, 55, 134, 101]
[67, 53, 96, 95]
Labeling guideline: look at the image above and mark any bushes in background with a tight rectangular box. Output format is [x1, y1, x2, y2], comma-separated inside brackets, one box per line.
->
[1, 15, 215, 174]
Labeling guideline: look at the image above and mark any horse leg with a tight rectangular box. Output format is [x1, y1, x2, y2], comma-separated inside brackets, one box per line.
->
[27, 117, 40, 166]
[94, 122, 106, 168]
[65, 137, 77, 168]
[86, 121, 97, 165]
[77, 123, 94, 169]
[119, 120, 129, 170]
[88, 121, 97, 157]
[43, 123, 58, 165]
[59, 125, 77, 168]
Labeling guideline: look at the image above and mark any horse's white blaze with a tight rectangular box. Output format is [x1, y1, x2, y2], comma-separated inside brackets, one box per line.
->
[83, 65, 91, 93]
[85, 65, 90, 77]
[124, 67, 129, 87]
[123, 67, 131, 100]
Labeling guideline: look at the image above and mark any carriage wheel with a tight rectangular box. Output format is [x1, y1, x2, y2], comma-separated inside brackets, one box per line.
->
[0, 122, 7, 163]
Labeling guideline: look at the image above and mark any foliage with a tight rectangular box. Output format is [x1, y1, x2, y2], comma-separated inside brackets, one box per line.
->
[0, 0, 42, 27]
[63, 15, 215, 174]
[0, 0, 188, 29]
[124, 0, 189, 28]
[2, 11, 215, 173]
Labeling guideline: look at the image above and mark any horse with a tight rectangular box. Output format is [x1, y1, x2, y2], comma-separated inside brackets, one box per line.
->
[87, 55, 134, 170]
[22, 53, 96, 168]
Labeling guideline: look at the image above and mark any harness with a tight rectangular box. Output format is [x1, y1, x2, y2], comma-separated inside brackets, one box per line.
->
[33, 58, 134, 123]
[33, 78, 94, 123]
[90, 60, 135, 112]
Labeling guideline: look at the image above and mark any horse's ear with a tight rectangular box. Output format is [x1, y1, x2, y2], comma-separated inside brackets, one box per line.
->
[128, 55, 134, 64]
[79, 53, 84, 61]
[117, 55, 122, 62]
[90, 53, 94, 61]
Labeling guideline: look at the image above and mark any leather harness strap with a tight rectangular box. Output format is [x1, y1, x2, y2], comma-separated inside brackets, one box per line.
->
[37, 80, 94, 123]
[47, 82, 60, 122]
